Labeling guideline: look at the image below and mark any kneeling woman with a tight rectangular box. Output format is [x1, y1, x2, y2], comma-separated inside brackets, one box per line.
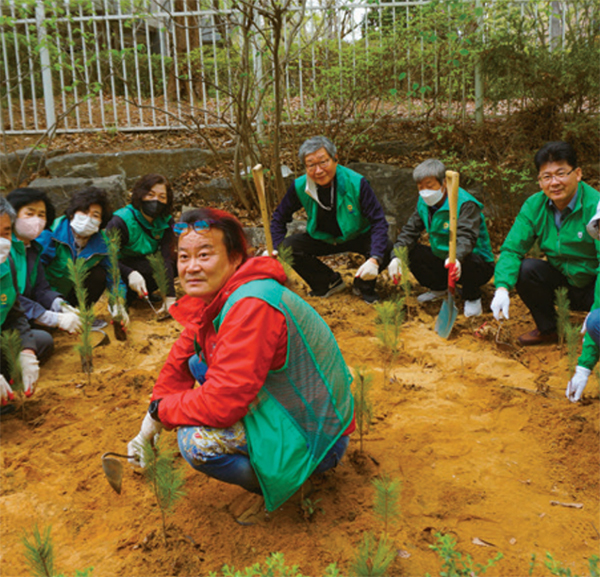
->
[106, 174, 176, 314]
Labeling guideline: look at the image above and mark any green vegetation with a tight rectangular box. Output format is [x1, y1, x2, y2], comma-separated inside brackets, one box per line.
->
[372, 475, 402, 535]
[374, 298, 405, 386]
[1, 329, 23, 394]
[555, 287, 571, 349]
[147, 251, 169, 307]
[353, 365, 374, 454]
[105, 228, 127, 340]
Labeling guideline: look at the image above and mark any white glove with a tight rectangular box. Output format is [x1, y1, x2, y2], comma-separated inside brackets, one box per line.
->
[50, 297, 65, 312]
[491, 288, 510, 320]
[127, 412, 163, 468]
[56, 311, 82, 334]
[158, 296, 177, 316]
[260, 249, 278, 258]
[566, 366, 591, 403]
[108, 302, 130, 328]
[0, 374, 14, 405]
[19, 351, 39, 397]
[61, 302, 80, 315]
[128, 271, 148, 298]
[355, 258, 379, 281]
[444, 258, 462, 281]
[387, 257, 402, 283]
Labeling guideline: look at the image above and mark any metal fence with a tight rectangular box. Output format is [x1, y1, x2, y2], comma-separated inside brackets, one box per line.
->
[0, 0, 596, 135]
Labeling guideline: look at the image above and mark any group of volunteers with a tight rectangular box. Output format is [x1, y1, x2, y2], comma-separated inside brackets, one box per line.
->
[0, 175, 177, 411]
[1, 135, 598, 525]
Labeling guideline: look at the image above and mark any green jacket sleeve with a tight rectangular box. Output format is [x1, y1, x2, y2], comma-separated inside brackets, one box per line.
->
[577, 276, 600, 370]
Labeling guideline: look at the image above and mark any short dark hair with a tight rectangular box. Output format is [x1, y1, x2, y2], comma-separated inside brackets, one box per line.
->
[178, 207, 248, 265]
[64, 187, 113, 228]
[130, 174, 173, 213]
[534, 142, 578, 172]
[6, 187, 56, 229]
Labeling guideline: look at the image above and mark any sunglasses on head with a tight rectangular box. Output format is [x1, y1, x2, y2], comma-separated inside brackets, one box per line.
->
[174, 219, 216, 236]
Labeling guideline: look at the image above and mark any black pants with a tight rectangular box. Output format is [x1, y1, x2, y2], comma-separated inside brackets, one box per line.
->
[64, 263, 107, 308]
[120, 255, 176, 305]
[281, 231, 393, 295]
[1, 329, 54, 382]
[408, 244, 495, 301]
[516, 258, 595, 333]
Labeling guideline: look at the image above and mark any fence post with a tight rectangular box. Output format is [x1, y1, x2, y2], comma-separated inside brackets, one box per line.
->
[35, 1, 56, 132]
[474, 0, 483, 125]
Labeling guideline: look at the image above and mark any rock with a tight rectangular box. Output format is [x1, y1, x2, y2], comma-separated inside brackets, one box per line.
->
[27, 175, 128, 216]
[0, 148, 64, 189]
[370, 140, 431, 156]
[190, 177, 235, 203]
[244, 220, 307, 249]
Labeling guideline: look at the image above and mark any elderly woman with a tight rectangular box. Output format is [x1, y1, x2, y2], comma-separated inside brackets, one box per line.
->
[38, 187, 126, 325]
[388, 158, 495, 317]
[127, 207, 354, 525]
[7, 188, 80, 334]
[106, 173, 176, 314]
[0, 196, 45, 410]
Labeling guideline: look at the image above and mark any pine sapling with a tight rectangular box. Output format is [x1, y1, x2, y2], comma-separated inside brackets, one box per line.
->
[147, 251, 169, 308]
[1, 329, 24, 394]
[276, 243, 295, 278]
[565, 323, 582, 376]
[353, 366, 373, 454]
[393, 246, 412, 317]
[349, 531, 396, 577]
[372, 474, 402, 535]
[374, 298, 405, 386]
[555, 287, 570, 350]
[141, 437, 187, 546]
[66, 258, 94, 382]
[105, 228, 127, 341]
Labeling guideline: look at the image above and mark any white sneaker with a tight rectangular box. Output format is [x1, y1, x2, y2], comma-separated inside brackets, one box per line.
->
[464, 298, 482, 317]
[417, 290, 446, 303]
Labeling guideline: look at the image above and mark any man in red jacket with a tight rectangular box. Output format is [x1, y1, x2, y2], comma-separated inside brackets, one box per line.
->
[127, 207, 355, 524]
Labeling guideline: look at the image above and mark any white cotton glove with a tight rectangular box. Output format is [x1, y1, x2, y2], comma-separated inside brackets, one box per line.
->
[19, 351, 39, 397]
[108, 302, 130, 328]
[260, 249, 278, 258]
[566, 366, 591, 403]
[355, 258, 379, 281]
[491, 288, 510, 320]
[444, 258, 462, 281]
[158, 296, 177, 316]
[50, 297, 65, 313]
[387, 257, 402, 284]
[127, 412, 163, 468]
[128, 271, 148, 298]
[56, 311, 82, 334]
[0, 374, 14, 405]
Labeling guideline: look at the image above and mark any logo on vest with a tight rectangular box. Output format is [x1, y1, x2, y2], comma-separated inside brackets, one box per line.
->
[443, 222, 449, 230]
[347, 204, 354, 213]
[578, 231, 583, 239]
[0, 293, 7, 305]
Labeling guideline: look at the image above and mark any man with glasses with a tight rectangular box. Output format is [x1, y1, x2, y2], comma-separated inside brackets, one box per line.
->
[491, 142, 600, 358]
[270, 135, 392, 303]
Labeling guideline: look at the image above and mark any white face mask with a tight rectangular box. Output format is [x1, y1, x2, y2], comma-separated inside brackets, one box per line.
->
[70, 213, 101, 237]
[419, 188, 444, 207]
[0, 237, 11, 265]
[15, 216, 46, 241]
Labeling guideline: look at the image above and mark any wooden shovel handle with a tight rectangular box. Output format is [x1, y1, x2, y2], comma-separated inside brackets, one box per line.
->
[252, 164, 274, 254]
[445, 170, 460, 264]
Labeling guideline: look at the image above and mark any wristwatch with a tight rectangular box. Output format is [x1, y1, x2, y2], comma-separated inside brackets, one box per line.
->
[148, 399, 162, 423]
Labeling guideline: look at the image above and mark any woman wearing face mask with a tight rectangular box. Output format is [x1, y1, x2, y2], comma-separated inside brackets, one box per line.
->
[0, 196, 45, 412]
[38, 187, 125, 324]
[6, 188, 81, 336]
[106, 174, 176, 315]
[387, 159, 495, 318]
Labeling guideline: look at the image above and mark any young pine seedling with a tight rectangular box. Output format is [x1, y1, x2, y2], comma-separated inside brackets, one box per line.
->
[393, 246, 412, 318]
[555, 287, 570, 351]
[147, 251, 169, 309]
[141, 437, 187, 546]
[565, 323, 582, 377]
[66, 258, 94, 382]
[276, 243, 295, 279]
[1, 329, 23, 394]
[374, 298, 405, 386]
[372, 474, 402, 536]
[349, 532, 396, 577]
[105, 228, 127, 341]
[353, 365, 374, 454]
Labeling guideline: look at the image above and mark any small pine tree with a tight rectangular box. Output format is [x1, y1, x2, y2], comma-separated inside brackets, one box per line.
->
[141, 437, 187, 545]
[393, 246, 411, 316]
[105, 228, 127, 341]
[147, 251, 169, 306]
[349, 532, 396, 577]
[276, 243, 295, 278]
[372, 474, 402, 535]
[565, 323, 582, 376]
[555, 287, 570, 349]
[374, 298, 405, 386]
[1, 329, 23, 393]
[353, 366, 374, 454]
[22, 524, 54, 577]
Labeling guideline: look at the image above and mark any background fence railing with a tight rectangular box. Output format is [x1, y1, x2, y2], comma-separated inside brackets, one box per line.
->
[1, 0, 598, 135]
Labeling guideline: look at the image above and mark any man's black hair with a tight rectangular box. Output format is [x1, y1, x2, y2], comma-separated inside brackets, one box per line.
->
[534, 141, 578, 172]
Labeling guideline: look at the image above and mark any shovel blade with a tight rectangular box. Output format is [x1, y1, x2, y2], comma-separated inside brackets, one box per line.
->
[102, 456, 124, 494]
[435, 293, 458, 339]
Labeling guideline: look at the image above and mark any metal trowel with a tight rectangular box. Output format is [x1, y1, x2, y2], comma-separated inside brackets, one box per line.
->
[101, 452, 135, 494]
[435, 170, 460, 339]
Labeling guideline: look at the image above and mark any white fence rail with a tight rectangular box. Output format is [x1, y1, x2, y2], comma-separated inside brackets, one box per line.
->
[0, 0, 594, 135]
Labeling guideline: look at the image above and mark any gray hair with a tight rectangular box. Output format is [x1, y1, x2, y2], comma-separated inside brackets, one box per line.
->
[0, 196, 17, 223]
[298, 136, 337, 164]
[413, 159, 446, 184]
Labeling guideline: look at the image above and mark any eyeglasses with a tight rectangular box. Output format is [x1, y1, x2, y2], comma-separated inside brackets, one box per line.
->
[538, 168, 575, 185]
[305, 158, 332, 172]
[173, 219, 216, 235]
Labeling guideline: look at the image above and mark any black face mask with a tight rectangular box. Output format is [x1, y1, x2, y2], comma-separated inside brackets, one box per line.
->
[141, 200, 166, 218]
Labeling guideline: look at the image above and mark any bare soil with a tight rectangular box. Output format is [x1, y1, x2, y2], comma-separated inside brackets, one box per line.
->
[1, 262, 598, 577]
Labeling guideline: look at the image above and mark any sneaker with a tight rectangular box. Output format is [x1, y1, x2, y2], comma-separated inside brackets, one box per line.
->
[517, 328, 558, 346]
[308, 273, 346, 298]
[417, 290, 446, 303]
[464, 298, 482, 317]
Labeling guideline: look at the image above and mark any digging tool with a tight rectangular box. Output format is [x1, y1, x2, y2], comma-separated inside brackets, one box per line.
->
[252, 164, 274, 254]
[435, 170, 460, 339]
[101, 452, 135, 494]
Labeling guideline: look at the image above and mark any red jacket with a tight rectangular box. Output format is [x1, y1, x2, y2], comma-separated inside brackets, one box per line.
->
[154, 257, 355, 436]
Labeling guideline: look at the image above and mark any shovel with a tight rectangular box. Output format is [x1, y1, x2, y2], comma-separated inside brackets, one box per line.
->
[101, 452, 135, 494]
[252, 164, 274, 254]
[435, 170, 460, 339]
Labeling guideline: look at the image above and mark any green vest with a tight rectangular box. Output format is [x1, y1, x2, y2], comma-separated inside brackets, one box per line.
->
[0, 259, 18, 326]
[294, 165, 371, 244]
[213, 279, 354, 511]
[113, 205, 172, 258]
[416, 187, 494, 262]
[9, 234, 30, 293]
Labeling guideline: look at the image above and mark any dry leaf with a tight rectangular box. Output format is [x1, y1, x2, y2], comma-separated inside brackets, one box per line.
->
[472, 537, 496, 547]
